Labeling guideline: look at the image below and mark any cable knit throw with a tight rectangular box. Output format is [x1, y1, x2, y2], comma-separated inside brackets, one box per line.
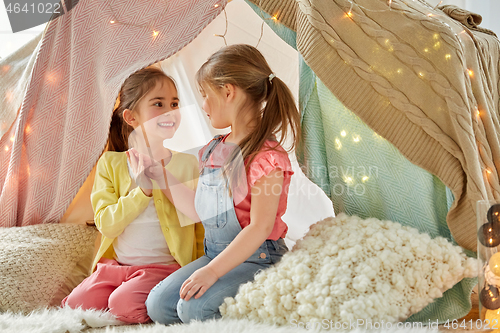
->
[438, 5, 497, 37]
[0, 0, 224, 228]
[248, 0, 500, 252]
[221, 214, 477, 325]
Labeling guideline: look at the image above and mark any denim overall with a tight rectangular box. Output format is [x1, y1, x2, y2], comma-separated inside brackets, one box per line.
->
[146, 135, 288, 324]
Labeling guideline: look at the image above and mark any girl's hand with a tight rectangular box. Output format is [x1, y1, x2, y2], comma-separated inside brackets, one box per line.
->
[180, 266, 219, 301]
[129, 148, 168, 189]
[126, 149, 153, 196]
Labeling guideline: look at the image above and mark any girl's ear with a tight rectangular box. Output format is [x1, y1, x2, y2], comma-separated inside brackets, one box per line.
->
[223, 84, 236, 101]
[122, 109, 138, 127]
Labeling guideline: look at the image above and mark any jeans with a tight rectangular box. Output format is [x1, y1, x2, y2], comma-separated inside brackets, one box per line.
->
[145, 238, 287, 324]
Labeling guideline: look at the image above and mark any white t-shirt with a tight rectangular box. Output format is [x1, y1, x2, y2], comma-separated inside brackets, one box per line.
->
[112, 160, 177, 266]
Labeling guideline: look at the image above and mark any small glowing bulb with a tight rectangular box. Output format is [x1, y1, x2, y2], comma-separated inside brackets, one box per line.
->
[214, 3, 219, 7]
[424, 48, 429, 53]
[341, 130, 347, 137]
[477, 110, 481, 117]
[344, 176, 353, 184]
[486, 308, 500, 323]
[362, 176, 369, 182]
[4, 146, 8, 152]
[419, 72, 424, 77]
[353, 135, 360, 142]
[26, 125, 31, 133]
[445, 54, 451, 60]
[468, 69, 474, 77]
[433, 42, 441, 49]
[496, 212, 499, 216]
[346, 11, 353, 18]
[335, 138, 342, 150]
[433, 33, 439, 40]
[385, 39, 390, 45]
[110, 20, 115, 24]
[487, 169, 492, 174]
[397, 68, 402, 74]
[152, 31, 159, 37]
[272, 14, 278, 21]
[490, 238, 494, 244]
[9, 136, 14, 142]
[427, 13, 433, 17]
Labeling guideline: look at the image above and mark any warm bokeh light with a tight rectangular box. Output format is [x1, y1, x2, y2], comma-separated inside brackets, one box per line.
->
[335, 138, 342, 150]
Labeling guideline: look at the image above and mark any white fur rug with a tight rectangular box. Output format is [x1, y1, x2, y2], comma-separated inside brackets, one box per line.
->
[0, 307, 438, 333]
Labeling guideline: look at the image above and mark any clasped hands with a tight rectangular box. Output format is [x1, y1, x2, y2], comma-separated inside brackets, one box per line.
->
[126, 148, 168, 195]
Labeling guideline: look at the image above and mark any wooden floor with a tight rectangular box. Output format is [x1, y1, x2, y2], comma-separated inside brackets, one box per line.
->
[438, 290, 495, 332]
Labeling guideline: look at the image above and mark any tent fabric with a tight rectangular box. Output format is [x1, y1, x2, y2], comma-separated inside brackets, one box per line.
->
[0, 0, 225, 227]
[0, 33, 43, 139]
[249, 0, 500, 251]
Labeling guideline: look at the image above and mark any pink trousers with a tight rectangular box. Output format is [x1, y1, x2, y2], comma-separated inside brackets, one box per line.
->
[62, 258, 181, 323]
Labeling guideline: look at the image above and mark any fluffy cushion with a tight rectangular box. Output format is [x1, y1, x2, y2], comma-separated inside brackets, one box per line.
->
[220, 214, 477, 324]
[0, 224, 98, 314]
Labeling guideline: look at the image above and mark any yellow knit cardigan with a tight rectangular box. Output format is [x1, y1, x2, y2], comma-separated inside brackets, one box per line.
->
[91, 151, 204, 270]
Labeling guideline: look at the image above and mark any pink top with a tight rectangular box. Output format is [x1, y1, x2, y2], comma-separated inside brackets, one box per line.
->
[198, 135, 293, 240]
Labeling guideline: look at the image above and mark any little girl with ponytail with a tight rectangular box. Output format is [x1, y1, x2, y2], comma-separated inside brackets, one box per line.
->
[146, 44, 301, 325]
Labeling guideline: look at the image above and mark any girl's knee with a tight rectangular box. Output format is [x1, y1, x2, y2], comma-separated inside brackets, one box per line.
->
[108, 290, 150, 324]
[62, 286, 107, 311]
[145, 286, 182, 325]
[177, 298, 221, 323]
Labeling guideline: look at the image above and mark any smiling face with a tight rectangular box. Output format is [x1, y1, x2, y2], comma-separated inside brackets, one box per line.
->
[132, 77, 181, 141]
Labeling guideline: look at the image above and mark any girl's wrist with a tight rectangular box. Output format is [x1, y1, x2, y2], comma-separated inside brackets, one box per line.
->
[205, 264, 220, 279]
[141, 187, 153, 197]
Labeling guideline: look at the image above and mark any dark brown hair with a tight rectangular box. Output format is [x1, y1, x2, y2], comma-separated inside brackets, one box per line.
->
[107, 67, 176, 152]
[196, 44, 301, 176]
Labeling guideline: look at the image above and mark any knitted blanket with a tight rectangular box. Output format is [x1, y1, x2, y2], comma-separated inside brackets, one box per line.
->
[0, 0, 224, 227]
[249, 0, 500, 251]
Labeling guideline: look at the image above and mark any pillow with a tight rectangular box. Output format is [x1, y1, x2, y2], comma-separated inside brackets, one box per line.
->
[220, 213, 477, 325]
[0, 224, 98, 314]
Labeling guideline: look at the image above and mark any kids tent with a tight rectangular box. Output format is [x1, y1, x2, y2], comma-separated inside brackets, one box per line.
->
[0, 0, 498, 324]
